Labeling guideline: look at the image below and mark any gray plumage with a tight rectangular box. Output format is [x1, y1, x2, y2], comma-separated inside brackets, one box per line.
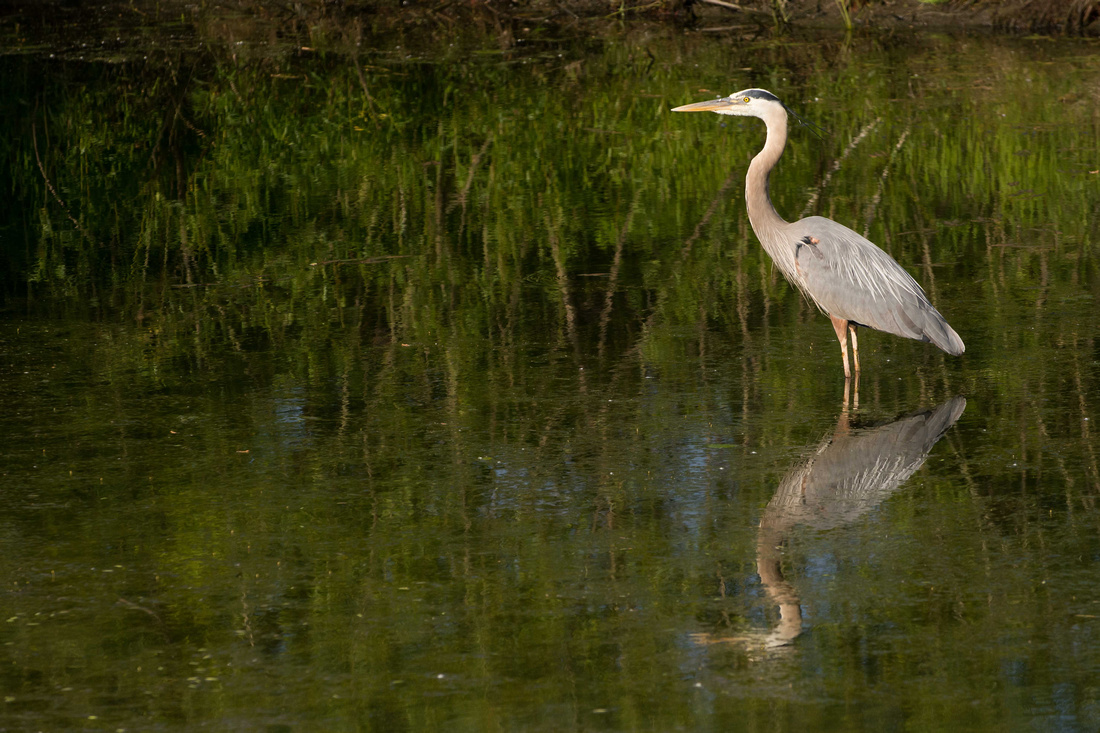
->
[673, 89, 964, 378]
[788, 217, 964, 354]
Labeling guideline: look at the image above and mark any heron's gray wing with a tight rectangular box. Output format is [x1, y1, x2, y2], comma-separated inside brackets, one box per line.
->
[789, 217, 964, 355]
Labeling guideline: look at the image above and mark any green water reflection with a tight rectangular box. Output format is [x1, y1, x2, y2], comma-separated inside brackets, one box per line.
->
[2, 26, 1100, 731]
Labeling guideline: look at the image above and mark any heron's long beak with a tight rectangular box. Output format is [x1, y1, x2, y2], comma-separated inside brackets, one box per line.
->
[671, 97, 735, 113]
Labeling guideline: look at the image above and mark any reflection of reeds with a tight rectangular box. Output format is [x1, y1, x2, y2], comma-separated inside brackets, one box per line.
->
[9, 34, 1099, 410]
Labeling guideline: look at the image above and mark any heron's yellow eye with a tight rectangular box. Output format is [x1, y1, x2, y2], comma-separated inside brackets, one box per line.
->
[743, 96, 751, 103]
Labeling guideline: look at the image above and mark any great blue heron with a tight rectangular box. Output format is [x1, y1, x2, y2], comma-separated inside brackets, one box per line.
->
[673, 89, 964, 379]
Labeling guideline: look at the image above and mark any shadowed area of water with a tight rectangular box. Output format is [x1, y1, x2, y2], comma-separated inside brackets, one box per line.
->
[1, 19, 1100, 731]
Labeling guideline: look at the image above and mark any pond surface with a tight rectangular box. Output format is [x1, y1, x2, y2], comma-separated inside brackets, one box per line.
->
[2, 20, 1100, 731]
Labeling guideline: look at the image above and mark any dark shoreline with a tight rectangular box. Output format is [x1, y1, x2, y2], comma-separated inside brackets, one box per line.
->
[0, 0, 1096, 62]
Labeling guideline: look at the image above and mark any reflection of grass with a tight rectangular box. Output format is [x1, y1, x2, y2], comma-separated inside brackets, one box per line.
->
[3, 34, 1099, 396]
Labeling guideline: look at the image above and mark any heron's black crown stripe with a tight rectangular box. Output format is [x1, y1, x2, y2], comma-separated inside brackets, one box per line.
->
[744, 89, 781, 103]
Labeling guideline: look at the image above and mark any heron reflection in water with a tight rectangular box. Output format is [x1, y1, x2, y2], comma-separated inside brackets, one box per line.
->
[695, 397, 966, 650]
[673, 90, 964, 380]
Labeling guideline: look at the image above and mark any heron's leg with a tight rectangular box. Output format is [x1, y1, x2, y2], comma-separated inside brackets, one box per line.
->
[849, 324, 860, 376]
[846, 326, 861, 410]
[830, 315, 851, 380]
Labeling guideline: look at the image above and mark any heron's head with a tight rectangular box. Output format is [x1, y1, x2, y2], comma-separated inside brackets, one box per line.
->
[671, 88, 783, 118]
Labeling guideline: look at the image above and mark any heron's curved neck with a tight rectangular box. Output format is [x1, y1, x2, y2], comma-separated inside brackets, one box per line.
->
[746, 106, 790, 238]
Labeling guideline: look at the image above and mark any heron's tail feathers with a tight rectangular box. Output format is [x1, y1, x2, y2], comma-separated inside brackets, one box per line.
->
[920, 313, 965, 356]
[934, 323, 965, 356]
[888, 303, 964, 356]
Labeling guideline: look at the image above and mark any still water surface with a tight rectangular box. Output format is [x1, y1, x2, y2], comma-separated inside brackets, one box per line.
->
[2, 23, 1100, 731]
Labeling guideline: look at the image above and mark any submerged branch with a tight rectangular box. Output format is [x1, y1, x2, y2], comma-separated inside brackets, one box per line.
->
[682, 168, 739, 261]
[32, 121, 97, 247]
[800, 116, 880, 220]
[598, 201, 637, 359]
[699, 0, 747, 11]
[863, 126, 909, 237]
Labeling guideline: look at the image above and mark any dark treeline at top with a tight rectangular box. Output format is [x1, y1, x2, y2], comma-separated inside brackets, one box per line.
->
[0, 0, 1096, 60]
